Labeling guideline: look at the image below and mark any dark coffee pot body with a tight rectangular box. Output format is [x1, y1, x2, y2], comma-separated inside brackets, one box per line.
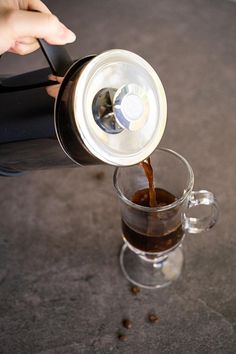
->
[0, 48, 98, 176]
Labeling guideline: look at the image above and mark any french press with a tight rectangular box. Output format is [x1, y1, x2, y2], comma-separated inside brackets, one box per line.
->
[0, 41, 167, 176]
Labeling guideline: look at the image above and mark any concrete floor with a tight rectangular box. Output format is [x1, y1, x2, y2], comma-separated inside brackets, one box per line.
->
[0, 0, 236, 353]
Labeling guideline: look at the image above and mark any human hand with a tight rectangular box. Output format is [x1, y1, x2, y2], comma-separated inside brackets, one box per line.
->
[0, 0, 76, 55]
[46, 74, 63, 99]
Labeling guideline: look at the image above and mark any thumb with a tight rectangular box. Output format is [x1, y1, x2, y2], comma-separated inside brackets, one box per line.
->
[9, 10, 76, 45]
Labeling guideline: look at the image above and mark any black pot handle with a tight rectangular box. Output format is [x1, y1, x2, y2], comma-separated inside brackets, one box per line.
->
[0, 39, 73, 93]
[38, 39, 73, 77]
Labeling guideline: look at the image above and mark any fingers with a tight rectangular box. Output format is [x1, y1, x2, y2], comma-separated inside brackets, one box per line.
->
[8, 36, 39, 55]
[48, 74, 63, 83]
[46, 84, 60, 98]
[46, 75, 63, 98]
[9, 41, 39, 55]
[8, 10, 76, 45]
[0, 0, 77, 55]
[27, 0, 52, 14]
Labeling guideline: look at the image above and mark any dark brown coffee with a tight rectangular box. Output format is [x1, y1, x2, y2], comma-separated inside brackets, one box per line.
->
[122, 187, 183, 253]
[140, 157, 157, 207]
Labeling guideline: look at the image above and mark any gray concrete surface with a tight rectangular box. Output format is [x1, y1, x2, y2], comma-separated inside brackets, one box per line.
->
[0, 0, 236, 353]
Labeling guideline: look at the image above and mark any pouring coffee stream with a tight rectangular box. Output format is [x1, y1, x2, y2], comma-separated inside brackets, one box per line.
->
[132, 157, 178, 237]
[140, 157, 158, 208]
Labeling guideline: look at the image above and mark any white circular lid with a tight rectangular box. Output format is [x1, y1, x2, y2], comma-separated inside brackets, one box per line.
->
[73, 49, 167, 166]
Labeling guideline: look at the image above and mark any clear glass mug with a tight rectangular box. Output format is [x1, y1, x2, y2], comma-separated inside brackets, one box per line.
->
[113, 148, 219, 289]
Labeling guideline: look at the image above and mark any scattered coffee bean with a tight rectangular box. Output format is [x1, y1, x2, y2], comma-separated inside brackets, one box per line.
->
[118, 334, 128, 341]
[94, 171, 105, 180]
[122, 319, 132, 329]
[148, 313, 159, 323]
[130, 286, 140, 295]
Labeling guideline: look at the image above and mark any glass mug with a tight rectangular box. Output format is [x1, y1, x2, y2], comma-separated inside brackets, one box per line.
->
[113, 148, 219, 289]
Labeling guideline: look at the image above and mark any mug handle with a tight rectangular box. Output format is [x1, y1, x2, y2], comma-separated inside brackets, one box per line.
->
[183, 190, 219, 234]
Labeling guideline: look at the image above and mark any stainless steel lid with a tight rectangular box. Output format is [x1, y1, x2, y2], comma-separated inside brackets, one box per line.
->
[73, 49, 167, 166]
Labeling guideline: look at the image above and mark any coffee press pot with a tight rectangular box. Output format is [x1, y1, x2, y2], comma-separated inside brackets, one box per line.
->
[0, 41, 167, 176]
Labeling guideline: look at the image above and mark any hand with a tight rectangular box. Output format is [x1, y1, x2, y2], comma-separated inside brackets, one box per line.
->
[46, 74, 63, 99]
[0, 0, 76, 55]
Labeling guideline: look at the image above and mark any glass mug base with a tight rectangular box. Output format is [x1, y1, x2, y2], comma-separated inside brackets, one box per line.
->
[120, 243, 184, 289]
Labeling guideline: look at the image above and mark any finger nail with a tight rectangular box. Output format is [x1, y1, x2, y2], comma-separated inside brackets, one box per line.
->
[59, 24, 76, 43]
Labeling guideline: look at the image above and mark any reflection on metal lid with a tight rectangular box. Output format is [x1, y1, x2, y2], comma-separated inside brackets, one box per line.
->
[74, 49, 167, 166]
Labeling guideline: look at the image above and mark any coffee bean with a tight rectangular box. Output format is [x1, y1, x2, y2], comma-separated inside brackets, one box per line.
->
[94, 171, 105, 180]
[118, 334, 128, 341]
[130, 286, 140, 295]
[122, 319, 132, 329]
[148, 313, 159, 323]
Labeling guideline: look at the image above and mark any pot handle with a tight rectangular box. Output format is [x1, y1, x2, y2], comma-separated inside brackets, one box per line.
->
[38, 39, 73, 77]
